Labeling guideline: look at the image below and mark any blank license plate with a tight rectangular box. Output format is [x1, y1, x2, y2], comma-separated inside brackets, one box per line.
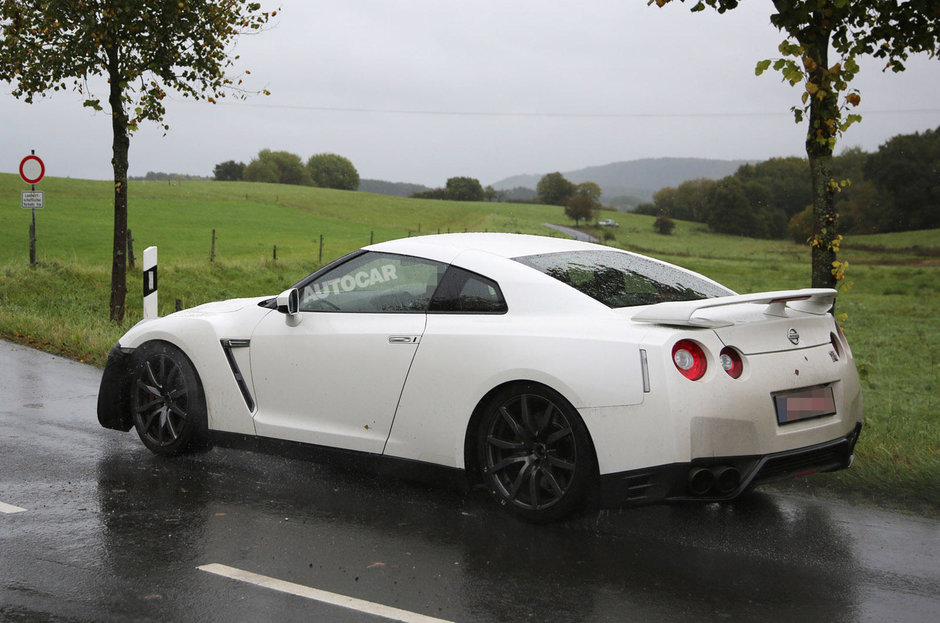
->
[773, 385, 836, 425]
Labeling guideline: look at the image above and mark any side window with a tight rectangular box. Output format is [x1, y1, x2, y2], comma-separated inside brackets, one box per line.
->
[429, 266, 508, 314]
[299, 252, 446, 313]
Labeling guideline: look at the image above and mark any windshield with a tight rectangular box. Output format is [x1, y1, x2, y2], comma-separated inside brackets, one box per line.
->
[515, 250, 733, 308]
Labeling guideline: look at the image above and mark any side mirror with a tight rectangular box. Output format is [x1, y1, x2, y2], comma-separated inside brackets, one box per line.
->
[276, 288, 300, 315]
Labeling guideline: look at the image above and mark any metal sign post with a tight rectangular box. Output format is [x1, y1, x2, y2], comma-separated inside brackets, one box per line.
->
[19, 151, 45, 266]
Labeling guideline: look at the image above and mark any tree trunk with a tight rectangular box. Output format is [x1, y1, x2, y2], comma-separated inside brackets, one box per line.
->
[804, 23, 839, 290]
[808, 151, 837, 288]
[107, 47, 129, 322]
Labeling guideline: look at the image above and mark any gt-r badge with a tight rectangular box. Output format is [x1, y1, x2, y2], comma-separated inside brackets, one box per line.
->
[787, 328, 800, 345]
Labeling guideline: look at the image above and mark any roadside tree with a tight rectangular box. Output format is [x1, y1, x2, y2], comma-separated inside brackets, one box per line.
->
[564, 195, 594, 226]
[654, 0, 939, 288]
[0, 1, 272, 321]
[574, 182, 603, 222]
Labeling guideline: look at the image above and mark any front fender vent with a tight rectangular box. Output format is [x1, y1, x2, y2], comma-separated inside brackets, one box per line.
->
[221, 339, 255, 412]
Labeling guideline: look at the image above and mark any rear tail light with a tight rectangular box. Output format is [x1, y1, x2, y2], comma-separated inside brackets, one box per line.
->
[673, 340, 707, 380]
[719, 347, 743, 379]
[829, 332, 842, 360]
[832, 318, 854, 358]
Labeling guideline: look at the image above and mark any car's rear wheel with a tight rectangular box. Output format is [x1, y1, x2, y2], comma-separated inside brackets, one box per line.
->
[131, 342, 208, 456]
[477, 384, 595, 522]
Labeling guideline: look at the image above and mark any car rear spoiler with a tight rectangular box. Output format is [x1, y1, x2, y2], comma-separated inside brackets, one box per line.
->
[630, 288, 837, 328]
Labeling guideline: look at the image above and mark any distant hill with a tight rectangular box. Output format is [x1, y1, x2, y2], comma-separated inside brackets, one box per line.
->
[358, 179, 430, 197]
[491, 157, 752, 204]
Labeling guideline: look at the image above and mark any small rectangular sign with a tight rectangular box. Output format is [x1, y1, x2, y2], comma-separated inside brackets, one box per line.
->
[21, 191, 44, 209]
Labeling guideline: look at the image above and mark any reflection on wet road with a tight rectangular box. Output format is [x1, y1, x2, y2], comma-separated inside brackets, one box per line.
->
[2, 340, 938, 622]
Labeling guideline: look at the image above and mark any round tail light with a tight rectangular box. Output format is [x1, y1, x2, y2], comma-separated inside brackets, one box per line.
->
[673, 340, 707, 380]
[719, 346, 743, 379]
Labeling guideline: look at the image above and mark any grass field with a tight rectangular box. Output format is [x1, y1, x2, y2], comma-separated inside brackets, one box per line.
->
[1, 173, 937, 516]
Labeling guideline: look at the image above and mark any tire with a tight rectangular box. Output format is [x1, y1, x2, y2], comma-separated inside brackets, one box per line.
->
[131, 342, 208, 456]
[477, 384, 595, 522]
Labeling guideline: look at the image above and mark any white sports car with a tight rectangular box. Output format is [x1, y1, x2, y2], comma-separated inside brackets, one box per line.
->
[98, 233, 863, 521]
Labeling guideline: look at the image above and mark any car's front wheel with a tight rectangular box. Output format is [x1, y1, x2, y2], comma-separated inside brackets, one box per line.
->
[131, 342, 208, 456]
[477, 384, 595, 522]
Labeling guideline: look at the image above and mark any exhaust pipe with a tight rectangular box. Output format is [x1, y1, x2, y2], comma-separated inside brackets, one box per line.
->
[688, 467, 715, 496]
[714, 466, 741, 495]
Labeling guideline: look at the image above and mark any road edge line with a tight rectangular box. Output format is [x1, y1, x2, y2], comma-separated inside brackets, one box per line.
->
[197, 563, 457, 623]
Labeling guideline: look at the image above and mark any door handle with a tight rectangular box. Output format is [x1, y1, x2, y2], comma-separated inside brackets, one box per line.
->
[388, 336, 420, 344]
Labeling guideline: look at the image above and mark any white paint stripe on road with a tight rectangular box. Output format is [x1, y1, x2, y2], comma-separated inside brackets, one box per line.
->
[198, 563, 457, 623]
[0, 501, 27, 514]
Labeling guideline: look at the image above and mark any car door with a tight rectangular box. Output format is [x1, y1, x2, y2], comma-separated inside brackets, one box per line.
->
[248, 252, 447, 453]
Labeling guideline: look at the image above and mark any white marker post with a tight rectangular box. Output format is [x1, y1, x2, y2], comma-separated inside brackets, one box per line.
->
[143, 246, 158, 319]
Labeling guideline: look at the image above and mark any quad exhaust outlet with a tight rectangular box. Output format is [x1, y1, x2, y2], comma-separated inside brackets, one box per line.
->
[687, 465, 741, 496]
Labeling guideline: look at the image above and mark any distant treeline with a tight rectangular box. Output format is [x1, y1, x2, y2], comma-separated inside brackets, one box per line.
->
[358, 179, 430, 197]
[636, 126, 939, 238]
[213, 150, 360, 191]
[130, 171, 212, 182]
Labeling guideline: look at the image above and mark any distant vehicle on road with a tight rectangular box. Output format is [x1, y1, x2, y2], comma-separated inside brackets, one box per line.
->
[598, 219, 619, 227]
[98, 233, 863, 521]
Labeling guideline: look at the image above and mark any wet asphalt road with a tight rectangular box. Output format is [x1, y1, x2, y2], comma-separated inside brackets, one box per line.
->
[1, 340, 938, 623]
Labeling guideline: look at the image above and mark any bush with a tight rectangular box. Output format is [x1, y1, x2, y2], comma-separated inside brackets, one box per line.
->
[653, 215, 675, 235]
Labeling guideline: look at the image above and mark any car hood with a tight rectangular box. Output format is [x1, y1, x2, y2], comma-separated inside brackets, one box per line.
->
[172, 296, 272, 317]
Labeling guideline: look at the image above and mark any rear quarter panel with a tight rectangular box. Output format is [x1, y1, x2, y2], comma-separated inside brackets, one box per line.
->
[384, 311, 649, 468]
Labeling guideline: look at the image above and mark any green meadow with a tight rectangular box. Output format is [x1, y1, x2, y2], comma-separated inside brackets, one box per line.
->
[1, 173, 937, 515]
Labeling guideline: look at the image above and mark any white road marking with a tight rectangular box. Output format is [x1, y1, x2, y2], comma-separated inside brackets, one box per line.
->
[198, 563, 457, 623]
[0, 501, 27, 514]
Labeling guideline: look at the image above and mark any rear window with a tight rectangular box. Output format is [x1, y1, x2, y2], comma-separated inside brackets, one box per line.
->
[515, 250, 732, 308]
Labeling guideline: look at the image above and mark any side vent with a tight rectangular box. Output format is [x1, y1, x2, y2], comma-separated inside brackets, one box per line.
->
[640, 349, 650, 393]
[220, 339, 255, 412]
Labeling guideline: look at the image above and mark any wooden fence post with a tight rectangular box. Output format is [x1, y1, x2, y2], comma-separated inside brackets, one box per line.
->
[127, 229, 136, 269]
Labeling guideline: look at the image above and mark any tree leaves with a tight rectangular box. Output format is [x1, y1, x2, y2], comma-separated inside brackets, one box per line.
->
[0, 0, 272, 131]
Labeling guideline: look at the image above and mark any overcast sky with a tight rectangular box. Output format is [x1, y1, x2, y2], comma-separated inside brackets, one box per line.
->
[2, 0, 938, 187]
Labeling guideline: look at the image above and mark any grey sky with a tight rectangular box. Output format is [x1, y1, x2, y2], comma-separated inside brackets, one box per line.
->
[2, 0, 937, 187]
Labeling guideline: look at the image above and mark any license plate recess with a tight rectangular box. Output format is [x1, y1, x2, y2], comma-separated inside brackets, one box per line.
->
[772, 384, 836, 425]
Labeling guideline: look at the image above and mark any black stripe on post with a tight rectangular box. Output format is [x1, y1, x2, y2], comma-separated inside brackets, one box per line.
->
[143, 267, 158, 297]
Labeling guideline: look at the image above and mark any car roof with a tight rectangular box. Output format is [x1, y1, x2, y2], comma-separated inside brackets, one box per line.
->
[366, 232, 609, 263]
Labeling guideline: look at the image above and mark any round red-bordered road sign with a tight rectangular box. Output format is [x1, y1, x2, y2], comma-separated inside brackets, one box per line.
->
[19, 155, 45, 185]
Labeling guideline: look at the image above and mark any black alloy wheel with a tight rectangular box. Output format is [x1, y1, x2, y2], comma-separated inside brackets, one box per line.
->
[478, 385, 594, 521]
[131, 342, 207, 456]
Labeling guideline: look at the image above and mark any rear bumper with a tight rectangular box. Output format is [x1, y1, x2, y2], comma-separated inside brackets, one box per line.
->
[597, 423, 862, 508]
